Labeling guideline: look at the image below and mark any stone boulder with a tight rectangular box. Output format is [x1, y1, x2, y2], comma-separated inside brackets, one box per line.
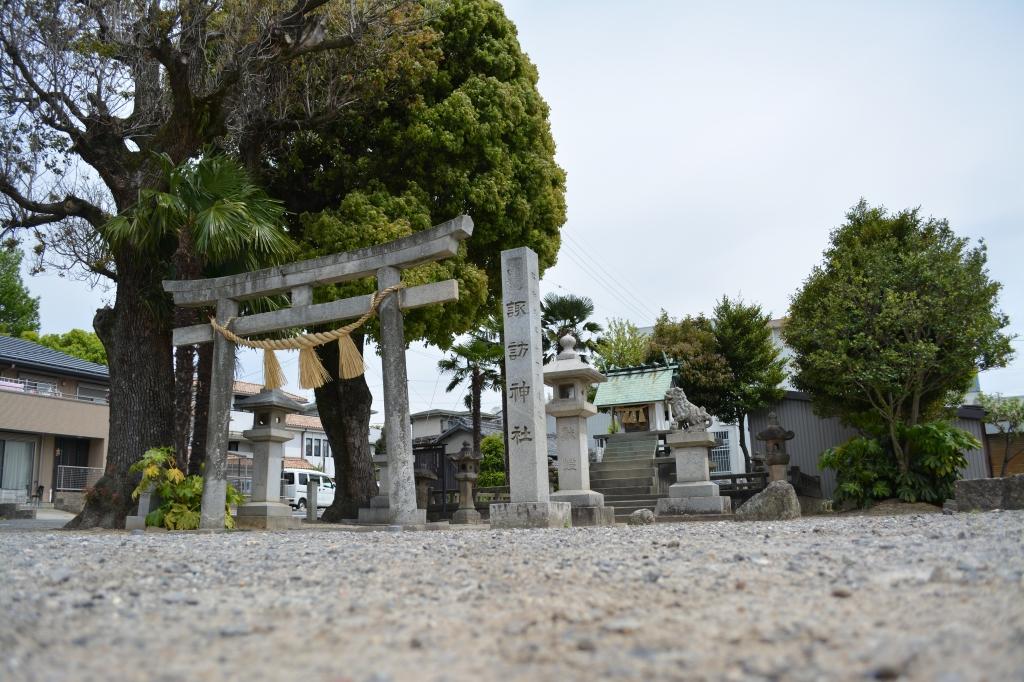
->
[956, 477, 1007, 511]
[735, 480, 801, 521]
[628, 509, 655, 526]
[1003, 474, 1024, 510]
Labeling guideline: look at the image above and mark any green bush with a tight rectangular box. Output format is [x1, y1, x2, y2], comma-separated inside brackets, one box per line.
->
[820, 420, 977, 507]
[130, 446, 244, 530]
[478, 433, 506, 487]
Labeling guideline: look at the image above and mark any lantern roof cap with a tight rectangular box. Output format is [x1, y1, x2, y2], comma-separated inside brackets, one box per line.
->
[755, 412, 795, 441]
[234, 387, 306, 414]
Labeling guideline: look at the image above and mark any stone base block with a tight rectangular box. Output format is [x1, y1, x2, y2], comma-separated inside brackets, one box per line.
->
[668, 481, 719, 498]
[452, 508, 482, 525]
[357, 506, 426, 525]
[551, 489, 605, 507]
[656, 496, 731, 516]
[235, 502, 299, 529]
[665, 430, 718, 449]
[125, 515, 146, 531]
[571, 505, 616, 527]
[489, 502, 572, 529]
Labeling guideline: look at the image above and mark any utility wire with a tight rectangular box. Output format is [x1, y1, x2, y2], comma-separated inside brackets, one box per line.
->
[562, 230, 661, 321]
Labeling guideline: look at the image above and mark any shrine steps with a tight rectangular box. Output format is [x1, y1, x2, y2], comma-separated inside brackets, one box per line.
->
[591, 433, 661, 520]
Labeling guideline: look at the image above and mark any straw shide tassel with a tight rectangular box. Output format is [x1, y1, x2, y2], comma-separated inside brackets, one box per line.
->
[298, 346, 331, 389]
[337, 334, 365, 379]
[262, 349, 287, 391]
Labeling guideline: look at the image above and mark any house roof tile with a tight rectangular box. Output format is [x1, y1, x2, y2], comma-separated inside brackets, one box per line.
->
[0, 335, 109, 382]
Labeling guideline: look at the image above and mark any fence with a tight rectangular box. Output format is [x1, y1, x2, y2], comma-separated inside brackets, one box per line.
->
[55, 465, 104, 491]
[0, 375, 108, 404]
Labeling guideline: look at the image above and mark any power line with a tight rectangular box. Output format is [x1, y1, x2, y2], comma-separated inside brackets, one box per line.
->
[562, 230, 660, 321]
[557, 241, 653, 323]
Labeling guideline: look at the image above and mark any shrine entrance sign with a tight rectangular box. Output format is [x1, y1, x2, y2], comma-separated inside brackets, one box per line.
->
[163, 216, 473, 529]
[489, 247, 572, 529]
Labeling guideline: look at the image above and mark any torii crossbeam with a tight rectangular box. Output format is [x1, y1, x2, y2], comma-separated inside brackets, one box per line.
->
[163, 216, 473, 528]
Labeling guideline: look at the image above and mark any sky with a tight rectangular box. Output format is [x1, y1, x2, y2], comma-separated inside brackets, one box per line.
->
[20, 0, 1024, 417]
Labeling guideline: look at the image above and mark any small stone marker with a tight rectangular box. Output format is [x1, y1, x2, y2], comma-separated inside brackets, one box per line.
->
[306, 478, 318, 523]
[489, 247, 571, 529]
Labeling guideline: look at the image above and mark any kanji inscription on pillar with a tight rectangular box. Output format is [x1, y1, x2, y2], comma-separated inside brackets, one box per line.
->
[501, 247, 550, 503]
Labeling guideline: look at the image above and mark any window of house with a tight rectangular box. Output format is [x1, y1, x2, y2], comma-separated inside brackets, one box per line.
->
[77, 383, 108, 403]
[324, 441, 332, 459]
[228, 441, 240, 452]
[313, 439, 321, 459]
[305, 437, 313, 458]
[710, 430, 731, 474]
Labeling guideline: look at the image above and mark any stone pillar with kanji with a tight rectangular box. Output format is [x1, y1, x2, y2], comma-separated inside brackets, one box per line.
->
[543, 335, 615, 526]
[489, 247, 572, 529]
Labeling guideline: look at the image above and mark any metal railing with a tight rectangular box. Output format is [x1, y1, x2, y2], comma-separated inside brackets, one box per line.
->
[55, 465, 104, 491]
[0, 376, 108, 405]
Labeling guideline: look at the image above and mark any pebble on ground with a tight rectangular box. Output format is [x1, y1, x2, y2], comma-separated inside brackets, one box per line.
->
[1, 511, 1023, 682]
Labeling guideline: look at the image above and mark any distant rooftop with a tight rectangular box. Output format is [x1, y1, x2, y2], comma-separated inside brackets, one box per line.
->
[594, 364, 675, 408]
[0, 335, 109, 382]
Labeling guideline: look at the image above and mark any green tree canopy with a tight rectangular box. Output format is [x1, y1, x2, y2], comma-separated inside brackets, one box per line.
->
[594, 317, 649, 372]
[648, 310, 732, 413]
[20, 329, 106, 365]
[709, 296, 786, 466]
[784, 200, 1013, 472]
[0, 249, 39, 336]
[541, 293, 602, 363]
[259, 0, 567, 518]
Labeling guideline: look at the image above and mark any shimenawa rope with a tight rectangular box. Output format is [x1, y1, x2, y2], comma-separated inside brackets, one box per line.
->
[208, 283, 405, 389]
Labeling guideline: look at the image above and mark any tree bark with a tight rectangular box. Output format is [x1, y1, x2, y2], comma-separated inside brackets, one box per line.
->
[188, 341, 213, 476]
[173, 343, 195, 471]
[67, 256, 175, 529]
[737, 412, 751, 473]
[315, 333, 378, 521]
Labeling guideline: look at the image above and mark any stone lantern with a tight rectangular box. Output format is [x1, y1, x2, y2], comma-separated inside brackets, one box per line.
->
[233, 388, 304, 529]
[756, 412, 795, 482]
[542, 335, 615, 526]
[449, 441, 482, 524]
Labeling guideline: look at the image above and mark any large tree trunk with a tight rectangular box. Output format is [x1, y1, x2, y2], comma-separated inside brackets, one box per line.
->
[67, 257, 175, 529]
[189, 342, 214, 476]
[315, 334, 378, 522]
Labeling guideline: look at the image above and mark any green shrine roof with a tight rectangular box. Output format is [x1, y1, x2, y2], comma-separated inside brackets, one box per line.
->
[593, 366, 675, 407]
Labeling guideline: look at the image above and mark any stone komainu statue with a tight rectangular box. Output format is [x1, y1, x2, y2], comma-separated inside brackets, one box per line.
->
[665, 387, 713, 432]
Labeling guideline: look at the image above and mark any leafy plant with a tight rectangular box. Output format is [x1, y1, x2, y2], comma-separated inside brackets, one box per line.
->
[130, 447, 243, 530]
[820, 420, 977, 507]
[477, 433, 506, 487]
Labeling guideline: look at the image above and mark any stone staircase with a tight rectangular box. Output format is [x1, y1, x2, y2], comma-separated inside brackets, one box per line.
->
[590, 433, 661, 522]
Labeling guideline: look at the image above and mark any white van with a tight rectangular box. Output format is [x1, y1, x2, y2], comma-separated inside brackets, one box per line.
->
[281, 468, 336, 510]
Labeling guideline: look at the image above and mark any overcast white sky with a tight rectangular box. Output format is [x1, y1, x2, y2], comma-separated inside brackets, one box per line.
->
[22, 0, 1024, 416]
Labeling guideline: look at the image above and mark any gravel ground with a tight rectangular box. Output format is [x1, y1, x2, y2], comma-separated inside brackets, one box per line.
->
[2, 511, 1023, 682]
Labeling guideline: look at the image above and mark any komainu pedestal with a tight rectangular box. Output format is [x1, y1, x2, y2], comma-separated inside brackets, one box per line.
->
[655, 430, 731, 516]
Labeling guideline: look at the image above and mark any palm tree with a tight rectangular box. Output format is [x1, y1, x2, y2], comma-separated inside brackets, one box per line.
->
[540, 293, 603, 363]
[105, 153, 294, 471]
[438, 336, 502, 457]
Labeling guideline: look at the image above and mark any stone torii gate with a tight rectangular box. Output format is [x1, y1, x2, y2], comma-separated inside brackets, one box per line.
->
[163, 216, 474, 529]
